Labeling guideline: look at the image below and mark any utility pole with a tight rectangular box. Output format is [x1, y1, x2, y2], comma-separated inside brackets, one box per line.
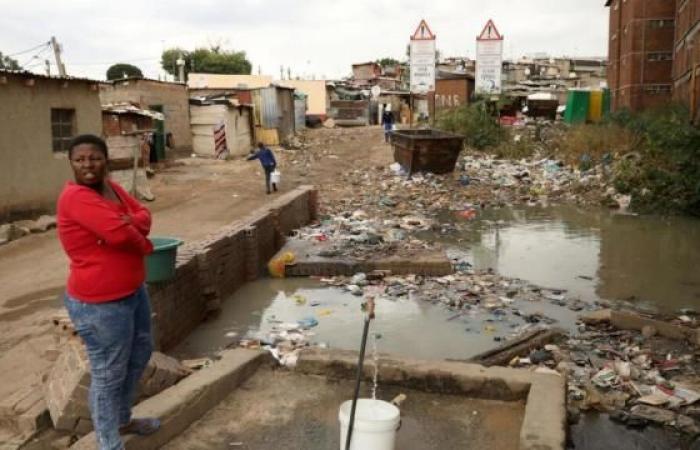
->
[176, 54, 185, 83]
[280, 65, 284, 80]
[44, 59, 51, 76]
[50, 36, 66, 77]
[287, 67, 291, 80]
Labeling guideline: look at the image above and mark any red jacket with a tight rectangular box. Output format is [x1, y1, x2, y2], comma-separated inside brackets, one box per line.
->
[57, 180, 153, 303]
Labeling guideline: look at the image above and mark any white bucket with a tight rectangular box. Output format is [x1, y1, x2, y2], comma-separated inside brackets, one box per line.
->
[270, 170, 281, 184]
[338, 399, 400, 450]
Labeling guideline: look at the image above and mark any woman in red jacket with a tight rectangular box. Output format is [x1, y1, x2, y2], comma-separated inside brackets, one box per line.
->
[57, 135, 159, 450]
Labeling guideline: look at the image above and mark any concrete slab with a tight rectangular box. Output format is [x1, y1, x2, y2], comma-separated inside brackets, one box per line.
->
[164, 368, 525, 450]
[278, 238, 453, 277]
[296, 348, 566, 450]
[70, 349, 269, 450]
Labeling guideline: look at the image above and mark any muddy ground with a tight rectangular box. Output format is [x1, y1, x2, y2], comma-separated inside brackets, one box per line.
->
[0, 127, 389, 415]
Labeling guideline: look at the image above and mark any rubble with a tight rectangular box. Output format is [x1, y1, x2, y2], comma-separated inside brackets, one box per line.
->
[44, 338, 191, 435]
[497, 310, 700, 438]
[0, 215, 57, 246]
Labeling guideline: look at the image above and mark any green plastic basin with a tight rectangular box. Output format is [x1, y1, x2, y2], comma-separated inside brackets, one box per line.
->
[145, 237, 183, 283]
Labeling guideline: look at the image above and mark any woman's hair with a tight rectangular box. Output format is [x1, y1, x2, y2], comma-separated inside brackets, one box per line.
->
[68, 134, 109, 159]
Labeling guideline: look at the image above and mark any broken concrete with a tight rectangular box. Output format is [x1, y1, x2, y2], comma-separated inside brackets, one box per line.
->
[0, 384, 51, 444]
[470, 327, 566, 367]
[45, 339, 191, 435]
[70, 349, 269, 450]
[581, 309, 700, 345]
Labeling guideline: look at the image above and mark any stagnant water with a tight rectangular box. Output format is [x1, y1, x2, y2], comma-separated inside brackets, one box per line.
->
[439, 205, 700, 314]
[174, 206, 700, 361]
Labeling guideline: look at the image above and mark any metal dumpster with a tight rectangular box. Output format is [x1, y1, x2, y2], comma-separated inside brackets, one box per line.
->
[389, 129, 465, 175]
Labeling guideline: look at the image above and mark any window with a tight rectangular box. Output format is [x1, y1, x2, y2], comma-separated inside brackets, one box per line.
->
[647, 52, 673, 61]
[650, 19, 674, 29]
[644, 84, 672, 94]
[51, 108, 75, 152]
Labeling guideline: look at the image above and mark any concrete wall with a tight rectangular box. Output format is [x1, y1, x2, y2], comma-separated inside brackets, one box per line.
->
[187, 73, 272, 90]
[99, 80, 192, 153]
[274, 80, 328, 117]
[433, 78, 472, 112]
[148, 186, 318, 351]
[0, 73, 102, 221]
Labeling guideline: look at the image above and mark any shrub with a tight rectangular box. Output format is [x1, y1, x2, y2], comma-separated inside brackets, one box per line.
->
[435, 100, 506, 150]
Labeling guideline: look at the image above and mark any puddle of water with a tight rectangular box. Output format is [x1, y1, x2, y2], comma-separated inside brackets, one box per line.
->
[173, 278, 535, 361]
[436, 205, 700, 314]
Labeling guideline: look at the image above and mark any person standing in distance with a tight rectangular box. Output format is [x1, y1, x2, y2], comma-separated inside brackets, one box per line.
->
[247, 142, 278, 194]
[57, 134, 160, 450]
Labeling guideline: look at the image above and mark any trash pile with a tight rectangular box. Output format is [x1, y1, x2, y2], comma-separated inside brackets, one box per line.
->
[460, 153, 628, 210]
[239, 313, 324, 369]
[510, 315, 700, 437]
[318, 267, 594, 338]
[292, 210, 438, 259]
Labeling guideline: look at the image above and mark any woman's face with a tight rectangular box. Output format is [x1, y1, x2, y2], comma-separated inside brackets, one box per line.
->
[70, 144, 107, 186]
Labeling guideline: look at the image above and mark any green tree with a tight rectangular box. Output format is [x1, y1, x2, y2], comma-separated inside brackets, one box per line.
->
[0, 52, 21, 70]
[161, 46, 252, 80]
[376, 57, 399, 68]
[106, 63, 143, 80]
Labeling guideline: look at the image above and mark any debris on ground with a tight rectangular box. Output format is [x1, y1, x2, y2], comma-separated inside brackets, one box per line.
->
[499, 310, 700, 439]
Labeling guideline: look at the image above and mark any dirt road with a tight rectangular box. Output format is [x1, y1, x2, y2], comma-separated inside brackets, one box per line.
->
[0, 126, 389, 403]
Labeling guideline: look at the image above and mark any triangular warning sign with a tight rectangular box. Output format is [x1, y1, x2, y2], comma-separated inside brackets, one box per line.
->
[411, 19, 436, 40]
[477, 19, 503, 41]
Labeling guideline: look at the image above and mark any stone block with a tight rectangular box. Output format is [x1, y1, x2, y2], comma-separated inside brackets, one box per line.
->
[45, 340, 190, 435]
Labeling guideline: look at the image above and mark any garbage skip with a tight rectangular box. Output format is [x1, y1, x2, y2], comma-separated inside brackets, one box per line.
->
[389, 129, 464, 175]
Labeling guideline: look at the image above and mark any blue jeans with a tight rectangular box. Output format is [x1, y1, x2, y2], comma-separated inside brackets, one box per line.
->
[64, 285, 154, 450]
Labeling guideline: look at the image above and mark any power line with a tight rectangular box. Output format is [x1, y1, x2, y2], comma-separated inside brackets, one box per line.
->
[20, 45, 51, 68]
[6, 41, 51, 57]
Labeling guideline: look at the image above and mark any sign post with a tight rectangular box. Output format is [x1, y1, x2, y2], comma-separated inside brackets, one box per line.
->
[475, 20, 504, 96]
[410, 19, 436, 126]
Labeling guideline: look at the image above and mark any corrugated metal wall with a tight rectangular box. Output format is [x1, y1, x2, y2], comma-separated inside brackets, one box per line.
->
[260, 87, 279, 128]
[294, 99, 306, 130]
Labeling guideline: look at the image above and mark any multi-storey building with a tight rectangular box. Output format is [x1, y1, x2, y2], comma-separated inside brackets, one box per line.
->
[606, 0, 700, 121]
[606, 0, 676, 111]
[673, 0, 700, 122]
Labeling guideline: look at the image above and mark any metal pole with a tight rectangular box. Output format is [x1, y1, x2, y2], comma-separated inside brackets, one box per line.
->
[344, 297, 375, 450]
[131, 139, 139, 196]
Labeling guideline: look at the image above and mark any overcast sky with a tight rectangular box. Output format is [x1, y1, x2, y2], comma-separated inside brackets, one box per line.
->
[1, 0, 609, 81]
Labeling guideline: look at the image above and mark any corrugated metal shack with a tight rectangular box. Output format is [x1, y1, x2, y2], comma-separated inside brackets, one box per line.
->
[328, 100, 370, 126]
[253, 85, 295, 145]
[101, 103, 163, 200]
[188, 84, 296, 146]
[189, 96, 254, 158]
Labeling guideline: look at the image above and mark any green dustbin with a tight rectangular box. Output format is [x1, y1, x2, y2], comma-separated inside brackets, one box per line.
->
[145, 237, 183, 283]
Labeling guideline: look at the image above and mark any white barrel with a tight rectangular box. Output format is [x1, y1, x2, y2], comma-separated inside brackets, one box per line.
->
[339, 399, 400, 450]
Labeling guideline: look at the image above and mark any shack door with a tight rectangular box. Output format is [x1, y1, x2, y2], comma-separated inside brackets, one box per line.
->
[149, 104, 165, 160]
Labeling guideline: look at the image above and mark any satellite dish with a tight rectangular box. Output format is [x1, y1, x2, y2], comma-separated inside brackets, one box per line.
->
[371, 85, 381, 98]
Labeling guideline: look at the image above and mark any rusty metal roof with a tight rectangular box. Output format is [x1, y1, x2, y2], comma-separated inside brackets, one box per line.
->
[102, 102, 165, 120]
[0, 69, 101, 84]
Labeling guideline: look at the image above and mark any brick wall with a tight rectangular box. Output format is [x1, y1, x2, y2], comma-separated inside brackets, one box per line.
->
[607, 0, 676, 111]
[673, 0, 700, 120]
[99, 80, 193, 152]
[147, 186, 317, 351]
